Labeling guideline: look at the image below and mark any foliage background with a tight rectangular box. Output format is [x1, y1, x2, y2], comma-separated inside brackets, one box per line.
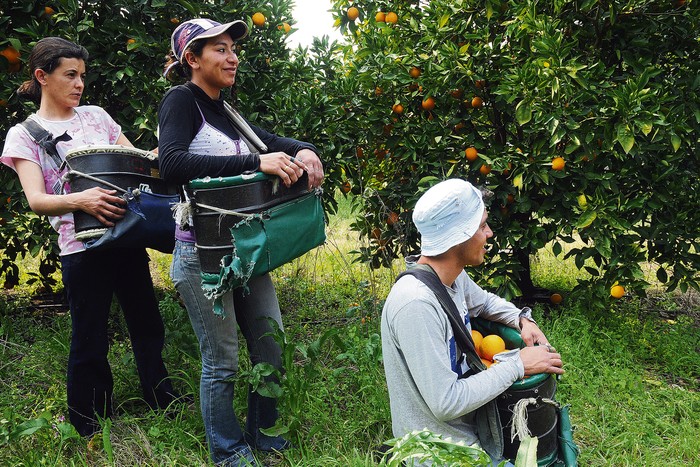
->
[329, 0, 699, 304]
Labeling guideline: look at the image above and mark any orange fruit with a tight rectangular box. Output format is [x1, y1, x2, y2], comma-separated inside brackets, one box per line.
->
[386, 211, 399, 226]
[479, 164, 491, 175]
[341, 181, 351, 194]
[480, 358, 493, 368]
[475, 79, 486, 89]
[278, 22, 291, 33]
[552, 156, 565, 171]
[252, 12, 266, 27]
[44, 6, 55, 15]
[506, 193, 515, 204]
[465, 147, 478, 162]
[480, 334, 506, 361]
[1, 46, 21, 67]
[347, 7, 360, 21]
[610, 285, 625, 299]
[0, 99, 8, 107]
[471, 96, 483, 108]
[421, 96, 435, 111]
[371, 228, 382, 240]
[450, 88, 463, 99]
[409, 66, 421, 79]
[375, 11, 386, 22]
[550, 293, 563, 305]
[392, 103, 404, 114]
[471, 330, 484, 354]
[170, 17, 180, 24]
[126, 38, 136, 45]
[385, 12, 398, 23]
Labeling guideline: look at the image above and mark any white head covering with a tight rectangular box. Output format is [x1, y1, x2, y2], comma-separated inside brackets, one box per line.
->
[412, 179, 485, 256]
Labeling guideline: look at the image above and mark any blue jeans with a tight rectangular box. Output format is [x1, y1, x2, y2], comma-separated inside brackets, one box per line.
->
[170, 241, 287, 465]
[61, 248, 175, 437]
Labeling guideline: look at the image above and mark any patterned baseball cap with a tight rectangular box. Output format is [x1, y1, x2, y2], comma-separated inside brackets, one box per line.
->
[412, 179, 485, 256]
[171, 18, 248, 62]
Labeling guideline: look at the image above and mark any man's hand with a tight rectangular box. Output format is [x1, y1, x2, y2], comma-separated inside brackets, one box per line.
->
[520, 318, 548, 346]
[520, 345, 564, 376]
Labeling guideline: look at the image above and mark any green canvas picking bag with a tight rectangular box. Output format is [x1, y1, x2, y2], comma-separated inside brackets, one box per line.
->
[201, 190, 326, 316]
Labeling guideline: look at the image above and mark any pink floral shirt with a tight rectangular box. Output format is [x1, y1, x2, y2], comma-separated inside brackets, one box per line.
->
[0, 106, 121, 255]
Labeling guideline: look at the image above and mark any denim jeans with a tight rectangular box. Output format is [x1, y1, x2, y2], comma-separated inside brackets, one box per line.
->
[170, 240, 287, 465]
[61, 247, 174, 437]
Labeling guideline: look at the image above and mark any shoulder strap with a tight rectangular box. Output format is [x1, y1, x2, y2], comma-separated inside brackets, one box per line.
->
[397, 264, 485, 373]
[20, 118, 71, 170]
[223, 102, 268, 154]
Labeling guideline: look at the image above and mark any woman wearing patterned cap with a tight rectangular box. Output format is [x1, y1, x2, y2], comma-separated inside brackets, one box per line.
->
[158, 17, 323, 467]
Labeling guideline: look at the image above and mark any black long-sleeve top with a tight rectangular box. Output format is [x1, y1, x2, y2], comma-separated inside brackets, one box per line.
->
[157, 82, 318, 185]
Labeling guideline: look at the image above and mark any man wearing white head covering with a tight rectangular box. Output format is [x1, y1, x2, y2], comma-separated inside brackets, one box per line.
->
[380, 179, 564, 465]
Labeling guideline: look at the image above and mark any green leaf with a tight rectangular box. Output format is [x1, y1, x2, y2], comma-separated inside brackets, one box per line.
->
[638, 120, 653, 136]
[515, 100, 532, 125]
[576, 210, 597, 229]
[656, 267, 668, 283]
[513, 173, 524, 190]
[670, 134, 681, 152]
[10, 418, 49, 439]
[438, 13, 450, 29]
[552, 242, 562, 256]
[565, 135, 581, 154]
[616, 125, 635, 154]
[515, 436, 539, 466]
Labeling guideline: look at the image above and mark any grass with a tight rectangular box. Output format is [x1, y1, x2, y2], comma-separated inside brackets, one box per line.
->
[0, 193, 698, 466]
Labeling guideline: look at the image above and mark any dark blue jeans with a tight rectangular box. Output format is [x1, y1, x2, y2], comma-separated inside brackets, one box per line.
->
[61, 247, 174, 436]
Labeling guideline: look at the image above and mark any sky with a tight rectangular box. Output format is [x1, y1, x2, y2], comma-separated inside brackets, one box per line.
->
[288, 1, 345, 49]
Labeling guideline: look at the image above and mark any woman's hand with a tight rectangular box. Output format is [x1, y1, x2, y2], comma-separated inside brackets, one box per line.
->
[15, 159, 125, 225]
[295, 149, 324, 190]
[72, 187, 127, 227]
[259, 151, 306, 187]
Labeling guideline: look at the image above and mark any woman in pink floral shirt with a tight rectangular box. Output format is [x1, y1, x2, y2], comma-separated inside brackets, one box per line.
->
[0, 37, 178, 437]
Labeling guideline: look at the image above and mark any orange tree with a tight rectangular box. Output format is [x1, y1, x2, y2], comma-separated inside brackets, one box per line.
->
[0, 0, 344, 289]
[330, 0, 699, 303]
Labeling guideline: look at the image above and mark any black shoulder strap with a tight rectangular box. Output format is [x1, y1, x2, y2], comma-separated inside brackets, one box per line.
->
[20, 118, 71, 170]
[397, 264, 485, 373]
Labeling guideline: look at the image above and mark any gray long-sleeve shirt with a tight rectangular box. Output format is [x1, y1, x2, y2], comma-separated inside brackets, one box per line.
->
[380, 259, 526, 448]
